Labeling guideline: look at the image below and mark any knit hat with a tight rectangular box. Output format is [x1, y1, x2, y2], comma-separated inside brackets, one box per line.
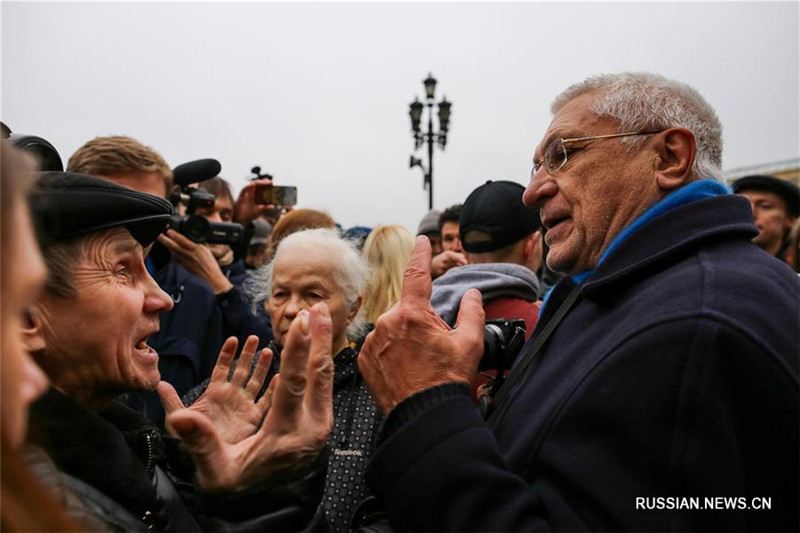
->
[29, 171, 173, 248]
[417, 209, 441, 236]
[459, 180, 541, 253]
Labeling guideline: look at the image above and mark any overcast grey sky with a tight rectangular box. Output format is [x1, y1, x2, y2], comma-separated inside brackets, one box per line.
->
[3, 2, 798, 232]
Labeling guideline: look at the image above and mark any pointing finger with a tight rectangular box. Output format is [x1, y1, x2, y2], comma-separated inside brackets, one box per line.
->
[401, 236, 434, 304]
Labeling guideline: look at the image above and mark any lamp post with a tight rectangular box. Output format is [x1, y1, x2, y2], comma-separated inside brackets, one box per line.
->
[408, 73, 451, 210]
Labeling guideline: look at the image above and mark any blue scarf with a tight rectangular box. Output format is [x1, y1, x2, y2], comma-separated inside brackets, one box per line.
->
[542, 179, 731, 305]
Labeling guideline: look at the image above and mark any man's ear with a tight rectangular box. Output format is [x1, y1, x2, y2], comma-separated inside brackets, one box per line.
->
[652, 128, 696, 192]
[523, 230, 543, 271]
[22, 304, 47, 353]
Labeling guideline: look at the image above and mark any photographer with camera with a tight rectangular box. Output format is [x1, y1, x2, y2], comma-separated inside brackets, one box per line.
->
[159, 175, 274, 354]
[67, 137, 226, 428]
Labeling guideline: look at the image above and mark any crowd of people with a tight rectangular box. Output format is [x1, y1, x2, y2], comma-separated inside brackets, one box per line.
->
[1, 71, 798, 532]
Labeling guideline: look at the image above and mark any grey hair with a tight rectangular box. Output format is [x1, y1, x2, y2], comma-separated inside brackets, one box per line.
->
[552, 72, 723, 181]
[246, 228, 371, 341]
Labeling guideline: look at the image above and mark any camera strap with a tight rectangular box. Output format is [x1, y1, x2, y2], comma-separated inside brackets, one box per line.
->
[483, 283, 583, 419]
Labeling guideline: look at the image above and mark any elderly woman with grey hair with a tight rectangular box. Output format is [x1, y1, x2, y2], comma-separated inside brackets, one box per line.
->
[249, 228, 383, 532]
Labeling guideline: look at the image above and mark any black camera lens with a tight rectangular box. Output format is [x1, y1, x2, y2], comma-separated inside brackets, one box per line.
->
[183, 215, 210, 243]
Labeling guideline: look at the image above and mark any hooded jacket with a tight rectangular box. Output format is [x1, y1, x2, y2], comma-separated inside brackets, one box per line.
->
[430, 263, 540, 326]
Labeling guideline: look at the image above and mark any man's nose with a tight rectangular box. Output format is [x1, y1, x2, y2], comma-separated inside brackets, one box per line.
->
[144, 272, 174, 313]
[523, 168, 558, 207]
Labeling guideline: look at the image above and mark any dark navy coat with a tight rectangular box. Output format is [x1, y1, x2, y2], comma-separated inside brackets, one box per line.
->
[367, 195, 799, 531]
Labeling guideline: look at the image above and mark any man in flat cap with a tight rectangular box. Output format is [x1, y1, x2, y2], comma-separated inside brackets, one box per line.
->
[733, 174, 800, 264]
[24, 172, 333, 531]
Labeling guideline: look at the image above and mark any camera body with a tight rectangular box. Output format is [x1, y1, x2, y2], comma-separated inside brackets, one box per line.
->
[481, 318, 526, 372]
[168, 186, 245, 245]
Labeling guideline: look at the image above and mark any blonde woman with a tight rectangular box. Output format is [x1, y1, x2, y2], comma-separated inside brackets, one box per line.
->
[360, 225, 415, 323]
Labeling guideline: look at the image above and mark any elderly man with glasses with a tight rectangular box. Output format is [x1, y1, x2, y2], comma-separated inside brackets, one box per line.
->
[355, 73, 799, 531]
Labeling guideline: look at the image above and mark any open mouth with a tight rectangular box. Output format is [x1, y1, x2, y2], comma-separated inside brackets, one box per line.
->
[134, 335, 158, 361]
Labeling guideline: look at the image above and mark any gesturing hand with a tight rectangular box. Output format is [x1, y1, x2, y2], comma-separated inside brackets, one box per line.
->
[159, 335, 272, 444]
[358, 236, 485, 415]
[159, 304, 335, 492]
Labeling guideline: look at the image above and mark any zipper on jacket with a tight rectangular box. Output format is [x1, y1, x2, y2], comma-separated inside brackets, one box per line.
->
[144, 433, 154, 473]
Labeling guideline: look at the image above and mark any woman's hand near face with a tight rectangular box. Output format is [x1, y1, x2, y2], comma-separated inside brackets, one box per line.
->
[158, 303, 334, 492]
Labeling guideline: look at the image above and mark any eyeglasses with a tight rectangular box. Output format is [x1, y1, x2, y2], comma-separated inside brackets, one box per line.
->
[532, 131, 661, 176]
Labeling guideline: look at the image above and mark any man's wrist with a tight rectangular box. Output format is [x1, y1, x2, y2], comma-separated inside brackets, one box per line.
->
[378, 382, 470, 446]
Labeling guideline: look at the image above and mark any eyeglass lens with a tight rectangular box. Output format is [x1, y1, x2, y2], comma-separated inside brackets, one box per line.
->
[545, 139, 568, 174]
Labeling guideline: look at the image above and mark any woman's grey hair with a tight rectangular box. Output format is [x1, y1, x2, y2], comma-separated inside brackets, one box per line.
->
[552, 72, 723, 181]
[247, 228, 371, 340]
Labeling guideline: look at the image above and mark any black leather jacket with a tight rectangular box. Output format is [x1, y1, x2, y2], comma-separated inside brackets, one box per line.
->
[28, 388, 327, 532]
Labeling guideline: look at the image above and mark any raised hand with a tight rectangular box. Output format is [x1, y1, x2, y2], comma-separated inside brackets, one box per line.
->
[358, 236, 485, 414]
[159, 335, 272, 444]
[233, 178, 275, 226]
[159, 304, 334, 492]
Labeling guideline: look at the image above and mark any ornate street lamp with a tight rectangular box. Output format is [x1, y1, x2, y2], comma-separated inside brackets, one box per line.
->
[408, 73, 452, 209]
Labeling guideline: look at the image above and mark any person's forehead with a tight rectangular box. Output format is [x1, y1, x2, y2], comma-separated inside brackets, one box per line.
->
[535, 92, 610, 156]
[741, 189, 787, 205]
[83, 227, 142, 262]
[214, 195, 234, 210]
[441, 221, 459, 233]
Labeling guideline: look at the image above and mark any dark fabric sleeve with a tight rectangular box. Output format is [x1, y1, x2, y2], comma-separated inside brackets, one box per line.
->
[365, 318, 799, 532]
[193, 451, 330, 532]
[217, 286, 274, 352]
[366, 386, 551, 532]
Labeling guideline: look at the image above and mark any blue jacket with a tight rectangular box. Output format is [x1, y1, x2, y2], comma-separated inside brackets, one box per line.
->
[366, 195, 799, 531]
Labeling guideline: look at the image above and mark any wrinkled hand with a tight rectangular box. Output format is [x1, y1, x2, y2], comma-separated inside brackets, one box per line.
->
[359, 237, 484, 414]
[159, 335, 272, 444]
[158, 229, 233, 294]
[159, 304, 335, 492]
[431, 250, 468, 279]
[234, 178, 275, 226]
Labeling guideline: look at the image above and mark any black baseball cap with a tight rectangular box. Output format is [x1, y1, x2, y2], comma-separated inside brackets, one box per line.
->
[459, 180, 541, 253]
[29, 172, 173, 248]
[732, 175, 800, 218]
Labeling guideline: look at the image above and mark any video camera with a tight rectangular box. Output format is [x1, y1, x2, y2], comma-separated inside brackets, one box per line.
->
[167, 159, 245, 246]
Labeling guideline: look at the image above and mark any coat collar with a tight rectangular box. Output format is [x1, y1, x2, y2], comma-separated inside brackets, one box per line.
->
[581, 194, 757, 299]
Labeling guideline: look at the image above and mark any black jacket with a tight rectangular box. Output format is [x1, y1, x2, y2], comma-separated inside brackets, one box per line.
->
[29, 388, 327, 532]
[366, 195, 799, 531]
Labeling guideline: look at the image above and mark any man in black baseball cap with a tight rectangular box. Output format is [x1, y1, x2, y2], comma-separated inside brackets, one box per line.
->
[732, 174, 799, 262]
[431, 180, 542, 333]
